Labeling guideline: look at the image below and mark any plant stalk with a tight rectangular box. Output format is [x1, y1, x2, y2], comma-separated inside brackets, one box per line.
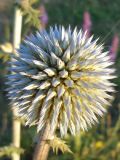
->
[12, 6, 23, 160]
[33, 123, 53, 160]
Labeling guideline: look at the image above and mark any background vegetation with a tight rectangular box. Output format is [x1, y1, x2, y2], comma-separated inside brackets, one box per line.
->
[0, 0, 120, 160]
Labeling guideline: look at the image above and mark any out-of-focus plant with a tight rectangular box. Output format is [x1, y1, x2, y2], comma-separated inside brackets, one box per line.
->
[109, 34, 119, 61]
[39, 4, 48, 30]
[0, 0, 42, 64]
[83, 11, 92, 38]
[0, 42, 12, 62]
[0, 146, 24, 158]
[15, 0, 40, 29]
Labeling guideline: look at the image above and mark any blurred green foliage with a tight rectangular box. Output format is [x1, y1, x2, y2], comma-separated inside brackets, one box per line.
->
[46, 0, 120, 39]
[0, 0, 120, 160]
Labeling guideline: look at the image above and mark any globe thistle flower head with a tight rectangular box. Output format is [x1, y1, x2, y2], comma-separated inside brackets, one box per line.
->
[7, 26, 116, 137]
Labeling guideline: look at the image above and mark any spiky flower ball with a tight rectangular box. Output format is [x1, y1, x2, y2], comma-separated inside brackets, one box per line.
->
[7, 26, 115, 137]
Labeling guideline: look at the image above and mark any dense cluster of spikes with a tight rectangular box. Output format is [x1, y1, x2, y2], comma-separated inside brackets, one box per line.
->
[7, 26, 116, 137]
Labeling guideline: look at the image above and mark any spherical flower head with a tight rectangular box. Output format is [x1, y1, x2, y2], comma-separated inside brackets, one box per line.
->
[7, 26, 116, 137]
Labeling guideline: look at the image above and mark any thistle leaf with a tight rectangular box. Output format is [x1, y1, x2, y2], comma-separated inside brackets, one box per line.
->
[48, 136, 72, 154]
[0, 146, 24, 157]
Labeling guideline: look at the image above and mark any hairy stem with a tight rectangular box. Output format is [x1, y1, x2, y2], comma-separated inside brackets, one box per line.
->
[33, 123, 53, 160]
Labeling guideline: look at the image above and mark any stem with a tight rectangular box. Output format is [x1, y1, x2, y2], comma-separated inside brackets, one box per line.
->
[13, 7, 23, 52]
[12, 6, 22, 160]
[12, 110, 21, 160]
[33, 123, 53, 160]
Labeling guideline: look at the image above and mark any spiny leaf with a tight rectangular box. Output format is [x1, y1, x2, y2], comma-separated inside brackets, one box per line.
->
[48, 136, 73, 154]
[15, 0, 40, 29]
[0, 146, 24, 157]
